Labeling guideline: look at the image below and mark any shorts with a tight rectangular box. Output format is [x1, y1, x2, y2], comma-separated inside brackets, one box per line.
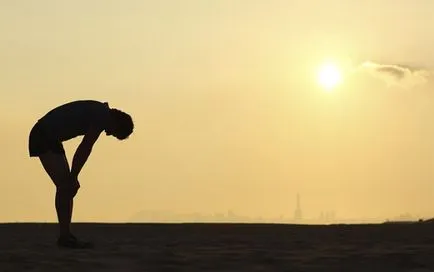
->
[28, 121, 65, 157]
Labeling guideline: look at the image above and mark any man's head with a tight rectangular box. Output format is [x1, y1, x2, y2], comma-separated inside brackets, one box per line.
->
[105, 108, 134, 140]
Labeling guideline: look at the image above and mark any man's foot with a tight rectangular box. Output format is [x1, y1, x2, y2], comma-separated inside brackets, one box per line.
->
[57, 234, 94, 249]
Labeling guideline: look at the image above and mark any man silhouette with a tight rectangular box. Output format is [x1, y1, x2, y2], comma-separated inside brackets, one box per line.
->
[28, 100, 134, 248]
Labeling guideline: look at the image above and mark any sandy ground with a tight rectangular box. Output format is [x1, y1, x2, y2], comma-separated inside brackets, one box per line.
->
[1, 222, 434, 271]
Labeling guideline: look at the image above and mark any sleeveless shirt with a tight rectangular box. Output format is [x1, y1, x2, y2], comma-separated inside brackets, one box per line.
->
[38, 100, 110, 142]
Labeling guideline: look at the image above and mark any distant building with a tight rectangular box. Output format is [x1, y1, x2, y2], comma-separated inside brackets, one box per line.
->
[294, 194, 302, 222]
[319, 210, 336, 224]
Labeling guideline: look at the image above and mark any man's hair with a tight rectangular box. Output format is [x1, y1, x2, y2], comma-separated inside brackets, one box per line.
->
[110, 108, 134, 140]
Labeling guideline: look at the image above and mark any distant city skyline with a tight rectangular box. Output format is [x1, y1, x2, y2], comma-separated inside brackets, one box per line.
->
[128, 193, 423, 225]
[128, 208, 422, 225]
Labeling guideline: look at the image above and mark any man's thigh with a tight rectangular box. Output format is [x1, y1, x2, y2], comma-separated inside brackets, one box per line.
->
[38, 151, 71, 189]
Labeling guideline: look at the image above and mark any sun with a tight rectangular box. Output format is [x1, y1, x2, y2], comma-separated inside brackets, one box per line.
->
[317, 62, 343, 91]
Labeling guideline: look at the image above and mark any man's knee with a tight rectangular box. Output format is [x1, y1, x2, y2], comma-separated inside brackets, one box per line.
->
[56, 184, 78, 199]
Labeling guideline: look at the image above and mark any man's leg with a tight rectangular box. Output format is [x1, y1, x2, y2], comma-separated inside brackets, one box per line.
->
[38, 151, 75, 238]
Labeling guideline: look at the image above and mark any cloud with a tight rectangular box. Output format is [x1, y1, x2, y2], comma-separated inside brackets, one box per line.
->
[357, 61, 432, 88]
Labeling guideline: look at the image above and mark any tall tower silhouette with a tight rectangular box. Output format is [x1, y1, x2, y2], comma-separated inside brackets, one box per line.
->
[294, 193, 302, 222]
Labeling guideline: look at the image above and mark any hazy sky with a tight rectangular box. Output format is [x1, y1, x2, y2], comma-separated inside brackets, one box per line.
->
[2, 0, 434, 222]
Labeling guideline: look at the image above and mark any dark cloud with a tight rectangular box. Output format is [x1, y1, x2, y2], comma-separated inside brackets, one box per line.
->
[358, 61, 432, 88]
[375, 66, 406, 79]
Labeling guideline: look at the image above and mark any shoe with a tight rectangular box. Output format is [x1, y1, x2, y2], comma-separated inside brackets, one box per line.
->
[57, 234, 94, 249]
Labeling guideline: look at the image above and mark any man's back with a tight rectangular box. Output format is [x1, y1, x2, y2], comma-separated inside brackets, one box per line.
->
[39, 100, 110, 142]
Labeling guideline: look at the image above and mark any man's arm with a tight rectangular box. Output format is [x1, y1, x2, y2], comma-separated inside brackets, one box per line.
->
[70, 126, 103, 179]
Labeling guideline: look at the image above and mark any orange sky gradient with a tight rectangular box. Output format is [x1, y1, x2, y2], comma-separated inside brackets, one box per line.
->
[1, 1, 434, 223]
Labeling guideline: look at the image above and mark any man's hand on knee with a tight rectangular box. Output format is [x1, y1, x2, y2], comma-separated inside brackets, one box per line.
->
[57, 176, 80, 199]
[72, 177, 80, 197]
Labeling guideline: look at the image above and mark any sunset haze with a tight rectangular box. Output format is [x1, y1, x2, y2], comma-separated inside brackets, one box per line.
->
[2, 0, 434, 223]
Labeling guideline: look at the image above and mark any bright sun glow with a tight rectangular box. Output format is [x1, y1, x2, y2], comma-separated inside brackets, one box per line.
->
[317, 62, 343, 91]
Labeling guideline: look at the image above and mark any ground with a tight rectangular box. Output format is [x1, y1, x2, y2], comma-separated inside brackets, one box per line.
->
[1, 222, 434, 271]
